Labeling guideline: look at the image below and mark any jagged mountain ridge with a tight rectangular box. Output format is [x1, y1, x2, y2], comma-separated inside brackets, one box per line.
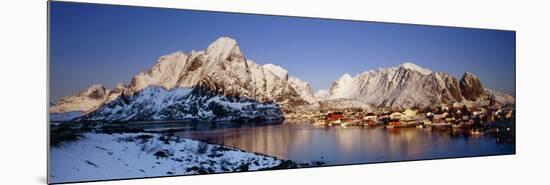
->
[52, 37, 311, 121]
[125, 37, 312, 109]
[50, 37, 515, 121]
[261, 64, 316, 103]
[50, 83, 125, 114]
[317, 63, 514, 108]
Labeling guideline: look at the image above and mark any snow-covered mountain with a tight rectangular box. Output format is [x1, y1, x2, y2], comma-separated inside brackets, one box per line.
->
[51, 37, 515, 121]
[485, 88, 516, 105]
[324, 73, 357, 99]
[50, 84, 124, 114]
[53, 37, 313, 121]
[319, 62, 515, 108]
[49, 83, 128, 121]
[261, 64, 315, 103]
[128, 51, 188, 92]
[314, 89, 329, 100]
[287, 77, 315, 103]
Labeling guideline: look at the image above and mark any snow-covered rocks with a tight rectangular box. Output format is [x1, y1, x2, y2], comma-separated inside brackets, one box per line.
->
[81, 86, 284, 121]
[49, 132, 293, 183]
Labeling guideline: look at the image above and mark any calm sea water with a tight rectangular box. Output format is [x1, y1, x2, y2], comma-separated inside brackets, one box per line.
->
[128, 121, 515, 165]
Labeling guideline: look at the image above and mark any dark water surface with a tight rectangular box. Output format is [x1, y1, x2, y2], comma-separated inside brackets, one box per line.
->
[127, 121, 515, 165]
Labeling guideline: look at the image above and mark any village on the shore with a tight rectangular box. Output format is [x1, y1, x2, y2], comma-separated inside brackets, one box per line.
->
[285, 101, 515, 137]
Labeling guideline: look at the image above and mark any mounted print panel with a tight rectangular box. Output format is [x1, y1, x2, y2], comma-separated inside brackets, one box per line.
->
[48, 1, 515, 184]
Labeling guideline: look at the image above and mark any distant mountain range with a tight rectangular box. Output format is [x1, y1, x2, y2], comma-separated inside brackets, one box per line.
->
[314, 62, 514, 109]
[50, 37, 515, 121]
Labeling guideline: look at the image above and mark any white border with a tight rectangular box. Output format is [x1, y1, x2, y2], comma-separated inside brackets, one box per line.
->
[1, 0, 550, 185]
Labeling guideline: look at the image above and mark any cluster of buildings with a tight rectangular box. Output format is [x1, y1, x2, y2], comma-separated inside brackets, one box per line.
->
[286, 104, 515, 131]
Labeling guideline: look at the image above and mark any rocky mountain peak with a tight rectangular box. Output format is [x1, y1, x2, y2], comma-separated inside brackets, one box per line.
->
[50, 84, 112, 114]
[263, 64, 289, 81]
[129, 51, 188, 92]
[339, 73, 353, 80]
[51, 37, 514, 121]
[205, 37, 243, 61]
[459, 72, 484, 101]
[319, 63, 504, 108]
[398, 62, 432, 75]
[113, 82, 126, 89]
[288, 76, 315, 103]
[80, 84, 107, 99]
[327, 73, 356, 99]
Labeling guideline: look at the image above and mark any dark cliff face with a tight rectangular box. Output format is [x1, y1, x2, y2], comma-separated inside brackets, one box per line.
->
[459, 72, 484, 101]
[443, 74, 463, 102]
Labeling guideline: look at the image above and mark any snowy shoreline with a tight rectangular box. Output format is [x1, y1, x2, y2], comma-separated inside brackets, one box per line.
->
[49, 132, 306, 184]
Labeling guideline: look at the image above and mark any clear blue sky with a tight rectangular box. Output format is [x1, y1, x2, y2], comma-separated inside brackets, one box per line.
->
[50, 2, 515, 101]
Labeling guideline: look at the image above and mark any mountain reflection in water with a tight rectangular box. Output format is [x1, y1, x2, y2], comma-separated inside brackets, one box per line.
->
[131, 121, 514, 165]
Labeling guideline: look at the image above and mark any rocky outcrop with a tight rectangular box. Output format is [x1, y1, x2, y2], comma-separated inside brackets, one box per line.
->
[459, 72, 484, 101]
